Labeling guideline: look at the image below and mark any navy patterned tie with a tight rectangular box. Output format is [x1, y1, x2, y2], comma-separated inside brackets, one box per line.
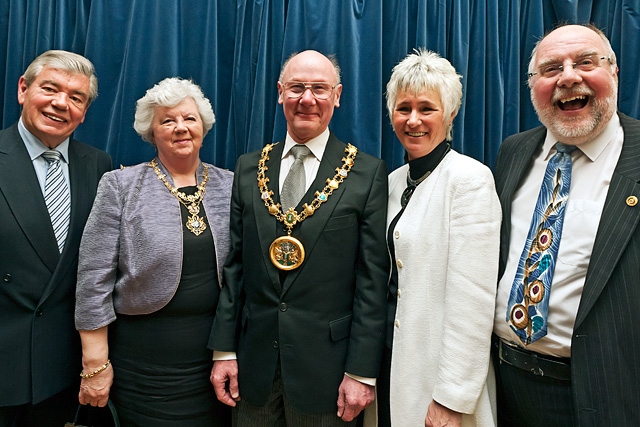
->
[280, 145, 311, 210]
[42, 150, 71, 253]
[506, 142, 576, 345]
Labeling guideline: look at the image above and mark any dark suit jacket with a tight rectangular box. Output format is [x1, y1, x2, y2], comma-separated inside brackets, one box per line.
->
[0, 123, 112, 405]
[494, 112, 640, 425]
[210, 133, 389, 413]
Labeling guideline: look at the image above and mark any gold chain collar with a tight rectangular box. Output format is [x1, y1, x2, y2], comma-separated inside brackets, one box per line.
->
[257, 142, 358, 233]
[258, 142, 358, 270]
[149, 158, 209, 236]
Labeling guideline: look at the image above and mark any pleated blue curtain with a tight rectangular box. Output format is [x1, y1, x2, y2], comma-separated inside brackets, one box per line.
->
[1, 0, 639, 172]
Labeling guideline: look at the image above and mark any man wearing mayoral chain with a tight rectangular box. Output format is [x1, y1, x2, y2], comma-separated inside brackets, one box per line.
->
[209, 50, 389, 426]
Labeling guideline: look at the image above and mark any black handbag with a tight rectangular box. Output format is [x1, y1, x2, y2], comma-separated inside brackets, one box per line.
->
[65, 400, 120, 427]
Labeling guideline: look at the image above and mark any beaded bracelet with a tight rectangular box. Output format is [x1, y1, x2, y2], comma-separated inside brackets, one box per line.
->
[80, 360, 111, 379]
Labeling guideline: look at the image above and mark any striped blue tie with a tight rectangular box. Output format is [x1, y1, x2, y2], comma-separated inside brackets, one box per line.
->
[506, 142, 576, 345]
[42, 150, 71, 253]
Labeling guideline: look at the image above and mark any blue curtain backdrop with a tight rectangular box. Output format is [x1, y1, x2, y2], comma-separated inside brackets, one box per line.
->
[1, 0, 639, 173]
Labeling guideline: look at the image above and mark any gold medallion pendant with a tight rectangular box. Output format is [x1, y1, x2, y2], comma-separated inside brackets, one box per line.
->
[149, 159, 209, 236]
[257, 143, 358, 270]
[269, 235, 305, 270]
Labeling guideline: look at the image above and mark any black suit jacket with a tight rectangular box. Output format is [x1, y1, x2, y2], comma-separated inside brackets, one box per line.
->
[210, 133, 389, 413]
[0, 123, 112, 405]
[494, 113, 640, 425]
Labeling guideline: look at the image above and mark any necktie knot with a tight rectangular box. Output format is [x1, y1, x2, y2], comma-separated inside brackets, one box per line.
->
[290, 144, 311, 161]
[42, 150, 63, 164]
[554, 142, 577, 155]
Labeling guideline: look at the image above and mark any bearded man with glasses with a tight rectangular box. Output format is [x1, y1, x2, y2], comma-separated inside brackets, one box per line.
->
[210, 50, 389, 427]
[492, 23, 640, 426]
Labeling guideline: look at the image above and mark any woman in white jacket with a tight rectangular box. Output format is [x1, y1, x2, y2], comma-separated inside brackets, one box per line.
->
[377, 49, 501, 427]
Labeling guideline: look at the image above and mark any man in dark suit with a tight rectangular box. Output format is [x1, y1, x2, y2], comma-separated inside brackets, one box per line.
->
[0, 50, 112, 426]
[493, 24, 640, 426]
[210, 50, 389, 426]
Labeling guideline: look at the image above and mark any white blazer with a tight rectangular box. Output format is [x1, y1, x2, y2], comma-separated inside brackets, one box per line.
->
[387, 150, 500, 426]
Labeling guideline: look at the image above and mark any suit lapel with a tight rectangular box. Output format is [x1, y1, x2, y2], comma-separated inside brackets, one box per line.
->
[0, 125, 60, 272]
[253, 142, 286, 290]
[281, 134, 347, 294]
[576, 113, 640, 327]
[40, 140, 95, 303]
[498, 128, 544, 273]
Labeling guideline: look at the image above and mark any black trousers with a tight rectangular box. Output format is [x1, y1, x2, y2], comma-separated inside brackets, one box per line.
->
[493, 341, 576, 427]
[234, 360, 358, 427]
[0, 385, 78, 427]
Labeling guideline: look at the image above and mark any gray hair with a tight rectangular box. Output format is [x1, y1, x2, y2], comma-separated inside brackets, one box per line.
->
[23, 50, 98, 105]
[527, 23, 618, 86]
[386, 49, 462, 141]
[133, 77, 216, 144]
[278, 51, 342, 85]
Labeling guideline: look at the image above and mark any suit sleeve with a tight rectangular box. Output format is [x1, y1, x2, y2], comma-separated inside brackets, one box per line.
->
[209, 155, 246, 351]
[345, 158, 390, 378]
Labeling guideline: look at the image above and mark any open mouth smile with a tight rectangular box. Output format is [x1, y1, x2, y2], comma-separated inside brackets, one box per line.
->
[557, 95, 589, 111]
[43, 112, 66, 122]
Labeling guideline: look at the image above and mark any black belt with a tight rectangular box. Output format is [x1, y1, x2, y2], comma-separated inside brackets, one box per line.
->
[495, 336, 571, 381]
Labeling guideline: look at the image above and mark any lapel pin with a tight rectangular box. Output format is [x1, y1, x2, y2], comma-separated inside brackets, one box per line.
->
[626, 196, 638, 207]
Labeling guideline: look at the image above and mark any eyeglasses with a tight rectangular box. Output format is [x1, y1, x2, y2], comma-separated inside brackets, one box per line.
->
[528, 55, 612, 78]
[281, 81, 337, 100]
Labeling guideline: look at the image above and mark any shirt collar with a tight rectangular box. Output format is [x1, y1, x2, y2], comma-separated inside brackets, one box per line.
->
[18, 117, 71, 163]
[282, 128, 330, 161]
[542, 113, 621, 162]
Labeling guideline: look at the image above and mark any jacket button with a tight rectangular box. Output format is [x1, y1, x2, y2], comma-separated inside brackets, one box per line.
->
[35, 308, 43, 317]
[396, 259, 403, 268]
[280, 302, 287, 312]
[3, 274, 11, 282]
[397, 289, 402, 298]
[394, 319, 400, 328]
[272, 340, 279, 349]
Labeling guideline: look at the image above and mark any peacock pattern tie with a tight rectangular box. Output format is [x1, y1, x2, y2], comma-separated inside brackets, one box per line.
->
[506, 142, 576, 345]
[42, 150, 71, 253]
[280, 145, 311, 210]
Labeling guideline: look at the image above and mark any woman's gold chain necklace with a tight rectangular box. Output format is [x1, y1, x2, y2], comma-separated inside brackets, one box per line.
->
[149, 158, 209, 236]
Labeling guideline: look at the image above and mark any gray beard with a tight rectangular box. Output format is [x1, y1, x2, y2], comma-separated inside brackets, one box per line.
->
[532, 87, 617, 143]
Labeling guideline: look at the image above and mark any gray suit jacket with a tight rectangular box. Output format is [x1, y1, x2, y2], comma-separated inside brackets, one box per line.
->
[75, 160, 233, 330]
[0, 123, 112, 405]
[494, 112, 640, 425]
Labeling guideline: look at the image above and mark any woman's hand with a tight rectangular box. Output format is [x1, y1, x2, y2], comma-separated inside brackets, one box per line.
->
[425, 400, 462, 427]
[78, 327, 112, 407]
[79, 362, 114, 407]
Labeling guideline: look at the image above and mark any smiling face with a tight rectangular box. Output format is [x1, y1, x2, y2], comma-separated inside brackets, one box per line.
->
[277, 51, 342, 144]
[152, 97, 204, 163]
[18, 67, 91, 148]
[529, 25, 618, 145]
[392, 89, 453, 160]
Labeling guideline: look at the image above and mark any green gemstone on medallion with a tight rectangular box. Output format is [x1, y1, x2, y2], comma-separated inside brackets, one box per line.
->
[286, 212, 294, 223]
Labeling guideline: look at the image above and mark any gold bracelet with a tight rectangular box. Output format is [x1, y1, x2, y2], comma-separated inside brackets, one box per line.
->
[80, 360, 111, 379]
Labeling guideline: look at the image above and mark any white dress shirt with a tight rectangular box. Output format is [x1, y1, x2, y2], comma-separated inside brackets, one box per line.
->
[494, 114, 624, 357]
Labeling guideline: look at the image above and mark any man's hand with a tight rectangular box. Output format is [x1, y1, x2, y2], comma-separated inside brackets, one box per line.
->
[210, 360, 241, 407]
[425, 400, 462, 427]
[336, 375, 375, 422]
